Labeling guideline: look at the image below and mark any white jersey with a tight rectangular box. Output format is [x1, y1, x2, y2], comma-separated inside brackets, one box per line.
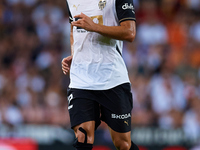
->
[66, 0, 136, 90]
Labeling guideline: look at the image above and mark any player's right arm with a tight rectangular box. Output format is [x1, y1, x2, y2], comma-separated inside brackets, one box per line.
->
[72, 0, 136, 42]
[72, 15, 136, 42]
[62, 24, 73, 75]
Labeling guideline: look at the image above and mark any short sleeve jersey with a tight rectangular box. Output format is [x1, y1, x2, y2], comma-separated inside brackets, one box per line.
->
[66, 0, 136, 90]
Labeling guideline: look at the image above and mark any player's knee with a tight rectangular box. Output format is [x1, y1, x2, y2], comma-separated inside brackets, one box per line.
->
[76, 127, 94, 144]
[113, 139, 131, 150]
[73, 127, 93, 150]
[76, 130, 86, 143]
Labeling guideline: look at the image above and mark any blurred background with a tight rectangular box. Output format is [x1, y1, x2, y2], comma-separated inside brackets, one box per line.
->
[0, 0, 200, 150]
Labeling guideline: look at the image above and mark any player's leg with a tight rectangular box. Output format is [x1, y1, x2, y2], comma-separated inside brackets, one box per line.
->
[73, 121, 95, 150]
[109, 128, 139, 150]
[67, 88, 101, 150]
[98, 83, 139, 150]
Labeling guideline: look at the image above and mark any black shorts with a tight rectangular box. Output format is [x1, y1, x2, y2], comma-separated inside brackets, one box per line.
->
[67, 83, 133, 133]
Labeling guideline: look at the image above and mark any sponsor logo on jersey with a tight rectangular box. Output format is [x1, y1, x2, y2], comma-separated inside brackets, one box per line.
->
[111, 113, 131, 119]
[122, 3, 135, 14]
[91, 15, 103, 25]
[74, 15, 103, 33]
[73, 4, 80, 11]
[98, 0, 106, 10]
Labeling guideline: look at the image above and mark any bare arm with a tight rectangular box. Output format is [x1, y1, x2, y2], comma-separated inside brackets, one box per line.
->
[62, 24, 73, 75]
[95, 20, 136, 42]
[70, 24, 74, 55]
[72, 13, 136, 42]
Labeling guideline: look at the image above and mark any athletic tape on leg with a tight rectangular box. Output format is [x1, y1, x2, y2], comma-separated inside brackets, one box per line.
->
[79, 127, 87, 143]
[73, 127, 93, 150]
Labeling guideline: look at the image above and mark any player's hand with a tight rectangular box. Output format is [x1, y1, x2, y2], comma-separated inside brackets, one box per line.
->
[62, 56, 72, 75]
[72, 13, 96, 32]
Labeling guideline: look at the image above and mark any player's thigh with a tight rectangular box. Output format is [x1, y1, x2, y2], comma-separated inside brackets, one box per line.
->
[100, 83, 133, 133]
[109, 127, 131, 150]
[73, 121, 95, 144]
[67, 88, 101, 130]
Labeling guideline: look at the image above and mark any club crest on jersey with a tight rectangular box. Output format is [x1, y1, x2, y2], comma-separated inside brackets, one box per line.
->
[98, 0, 106, 10]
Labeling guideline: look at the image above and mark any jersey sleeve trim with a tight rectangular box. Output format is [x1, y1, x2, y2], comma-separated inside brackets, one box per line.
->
[119, 17, 136, 23]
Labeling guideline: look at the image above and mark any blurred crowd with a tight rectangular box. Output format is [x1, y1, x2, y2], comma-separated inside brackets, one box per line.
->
[0, 0, 200, 141]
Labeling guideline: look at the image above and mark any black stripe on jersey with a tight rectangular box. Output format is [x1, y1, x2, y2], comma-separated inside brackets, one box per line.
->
[116, 0, 136, 23]
[116, 45, 122, 56]
[66, 1, 73, 23]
